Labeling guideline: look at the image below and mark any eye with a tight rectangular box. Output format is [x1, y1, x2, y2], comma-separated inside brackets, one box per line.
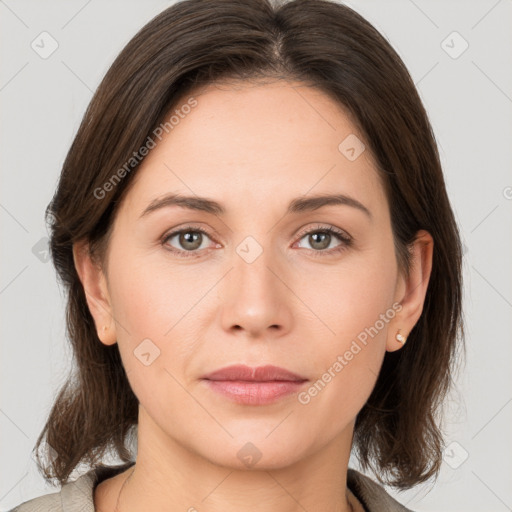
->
[161, 223, 353, 259]
[294, 224, 353, 257]
[162, 225, 218, 258]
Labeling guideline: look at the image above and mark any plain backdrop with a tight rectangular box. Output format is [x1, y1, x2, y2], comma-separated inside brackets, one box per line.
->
[1, 1, 511, 511]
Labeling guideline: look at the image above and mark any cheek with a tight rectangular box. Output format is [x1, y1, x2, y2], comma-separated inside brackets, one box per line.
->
[107, 242, 190, 338]
[105, 247, 178, 372]
[105, 246, 210, 400]
[292, 248, 396, 418]
[294, 245, 397, 342]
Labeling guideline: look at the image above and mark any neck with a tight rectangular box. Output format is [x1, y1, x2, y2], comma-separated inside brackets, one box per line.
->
[111, 409, 358, 512]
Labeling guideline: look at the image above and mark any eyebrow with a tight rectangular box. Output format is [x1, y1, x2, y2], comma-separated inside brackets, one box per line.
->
[139, 192, 372, 220]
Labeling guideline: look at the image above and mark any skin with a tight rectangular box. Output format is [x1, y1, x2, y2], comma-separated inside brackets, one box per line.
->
[74, 79, 433, 512]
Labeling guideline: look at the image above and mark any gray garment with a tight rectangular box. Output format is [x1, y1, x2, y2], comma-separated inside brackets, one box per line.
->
[9, 462, 412, 512]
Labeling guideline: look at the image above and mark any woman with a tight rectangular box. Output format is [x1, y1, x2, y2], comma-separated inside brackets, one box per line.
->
[10, 0, 464, 511]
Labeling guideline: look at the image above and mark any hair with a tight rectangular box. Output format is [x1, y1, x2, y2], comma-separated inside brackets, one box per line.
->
[34, 0, 465, 491]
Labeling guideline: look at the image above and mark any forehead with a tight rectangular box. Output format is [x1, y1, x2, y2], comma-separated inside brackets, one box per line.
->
[119, 79, 387, 220]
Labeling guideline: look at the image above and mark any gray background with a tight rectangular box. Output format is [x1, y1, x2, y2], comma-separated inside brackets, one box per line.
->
[1, 1, 511, 511]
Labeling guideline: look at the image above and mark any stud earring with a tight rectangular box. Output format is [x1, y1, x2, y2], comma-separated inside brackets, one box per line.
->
[396, 329, 407, 345]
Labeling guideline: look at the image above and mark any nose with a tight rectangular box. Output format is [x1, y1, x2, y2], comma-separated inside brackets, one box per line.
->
[219, 241, 293, 339]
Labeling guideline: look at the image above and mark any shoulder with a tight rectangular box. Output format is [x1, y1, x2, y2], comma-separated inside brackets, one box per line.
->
[6, 490, 63, 512]
[7, 470, 96, 512]
[7, 471, 95, 512]
[347, 468, 414, 512]
[7, 462, 135, 512]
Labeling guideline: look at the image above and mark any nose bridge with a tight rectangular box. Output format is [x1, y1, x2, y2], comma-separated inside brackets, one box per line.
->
[236, 236, 277, 293]
[221, 233, 290, 335]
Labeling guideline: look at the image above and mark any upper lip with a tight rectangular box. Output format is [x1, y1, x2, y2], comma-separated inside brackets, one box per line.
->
[201, 364, 307, 382]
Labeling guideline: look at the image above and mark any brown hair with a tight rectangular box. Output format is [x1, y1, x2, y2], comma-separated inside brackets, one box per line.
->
[35, 0, 465, 490]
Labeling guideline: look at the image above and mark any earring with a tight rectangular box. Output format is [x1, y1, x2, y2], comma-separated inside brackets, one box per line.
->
[396, 329, 407, 345]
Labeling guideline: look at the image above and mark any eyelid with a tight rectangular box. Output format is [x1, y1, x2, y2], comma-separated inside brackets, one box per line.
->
[292, 223, 353, 258]
[161, 224, 220, 259]
[161, 222, 353, 258]
[294, 223, 352, 243]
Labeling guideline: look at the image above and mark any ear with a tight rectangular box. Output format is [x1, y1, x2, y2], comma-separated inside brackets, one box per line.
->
[387, 229, 434, 352]
[72, 240, 117, 346]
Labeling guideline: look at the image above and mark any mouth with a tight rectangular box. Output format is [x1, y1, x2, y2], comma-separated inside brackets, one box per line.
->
[200, 364, 308, 405]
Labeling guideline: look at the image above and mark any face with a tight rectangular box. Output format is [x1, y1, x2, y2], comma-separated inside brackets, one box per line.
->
[83, 79, 411, 470]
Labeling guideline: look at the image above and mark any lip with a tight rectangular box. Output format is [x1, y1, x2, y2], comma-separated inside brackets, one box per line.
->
[200, 364, 308, 405]
[201, 364, 307, 382]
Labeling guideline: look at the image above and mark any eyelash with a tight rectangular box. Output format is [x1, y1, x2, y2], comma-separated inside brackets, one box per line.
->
[161, 224, 353, 259]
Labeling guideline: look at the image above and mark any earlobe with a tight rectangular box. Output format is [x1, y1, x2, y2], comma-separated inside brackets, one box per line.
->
[395, 329, 407, 345]
[72, 240, 117, 346]
[386, 230, 434, 352]
[387, 326, 409, 353]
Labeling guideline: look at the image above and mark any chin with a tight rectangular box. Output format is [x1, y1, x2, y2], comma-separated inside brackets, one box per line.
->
[197, 434, 312, 471]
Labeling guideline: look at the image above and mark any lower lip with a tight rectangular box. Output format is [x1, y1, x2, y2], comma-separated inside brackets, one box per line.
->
[202, 379, 307, 405]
